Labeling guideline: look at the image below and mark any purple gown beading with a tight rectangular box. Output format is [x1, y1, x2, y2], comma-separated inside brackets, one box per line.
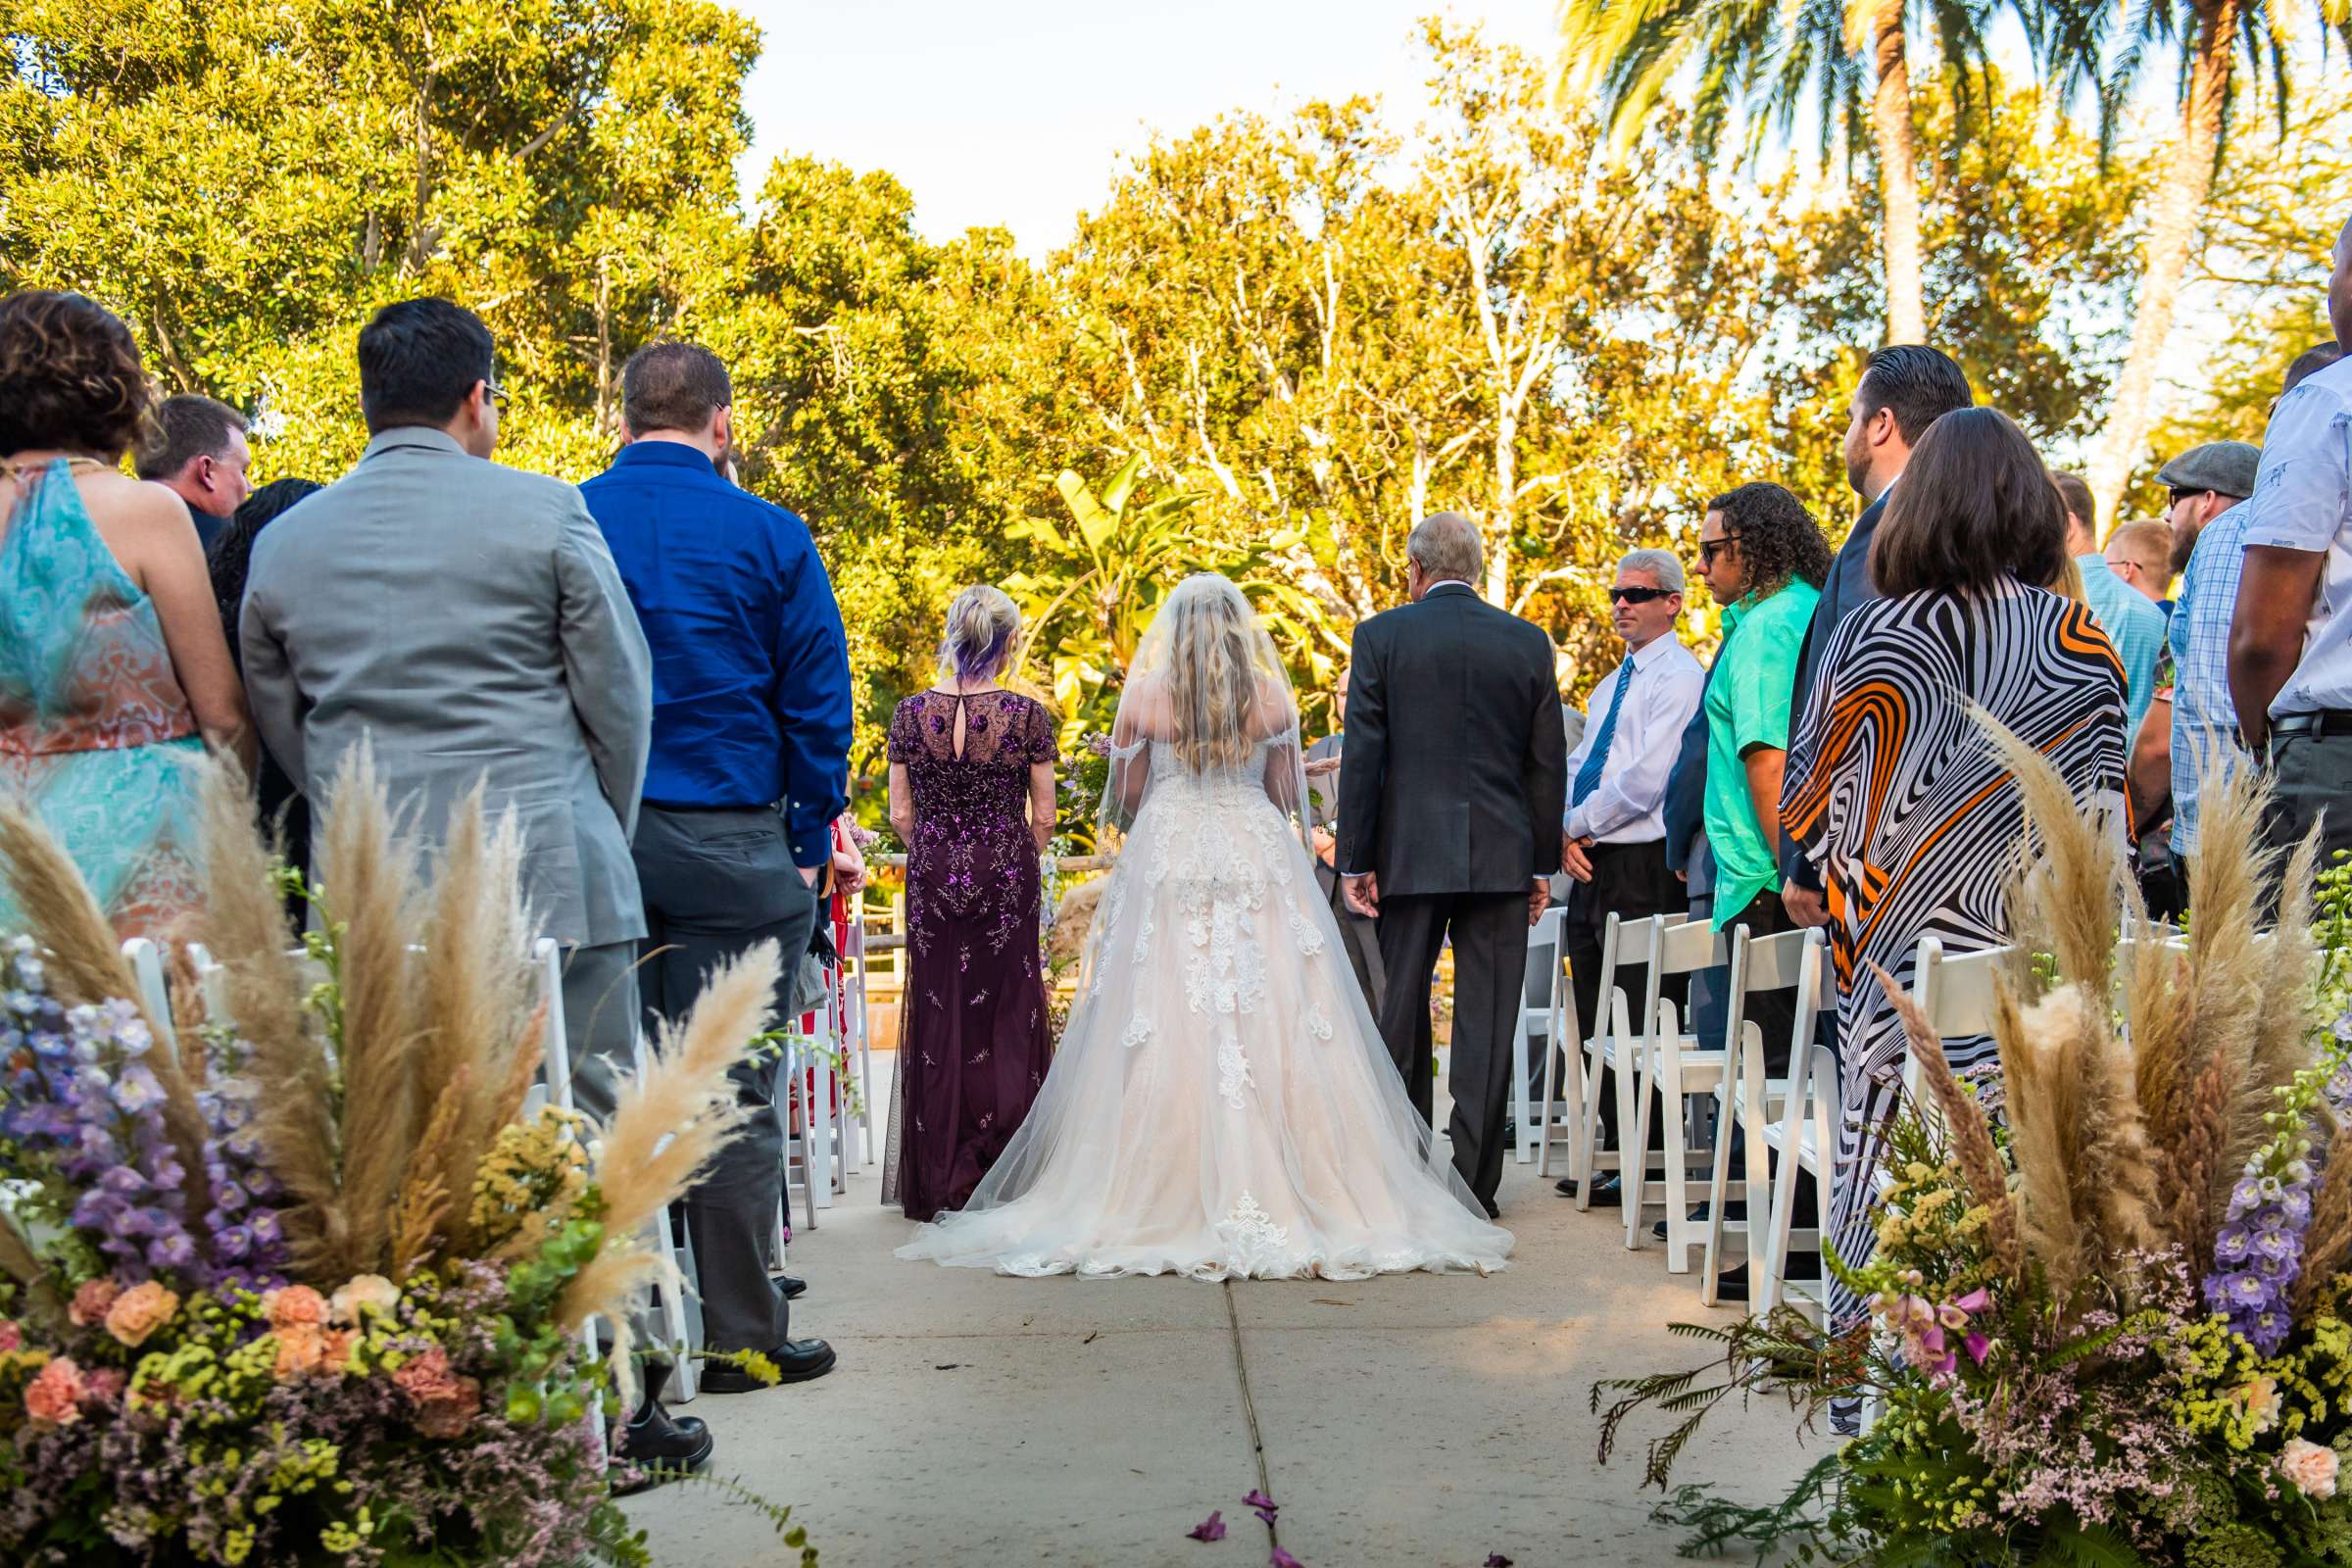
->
[886, 689, 1058, 1221]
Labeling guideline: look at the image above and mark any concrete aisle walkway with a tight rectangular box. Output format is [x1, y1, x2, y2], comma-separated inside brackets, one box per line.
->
[626, 1068, 1822, 1567]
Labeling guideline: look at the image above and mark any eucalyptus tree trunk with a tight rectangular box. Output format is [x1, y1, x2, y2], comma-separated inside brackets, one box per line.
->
[1865, 0, 1928, 345]
[2084, 0, 2240, 526]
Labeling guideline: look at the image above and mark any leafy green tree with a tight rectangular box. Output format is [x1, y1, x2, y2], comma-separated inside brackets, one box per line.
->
[1553, 0, 2003, 345]
[2071, 0, 2352, 520]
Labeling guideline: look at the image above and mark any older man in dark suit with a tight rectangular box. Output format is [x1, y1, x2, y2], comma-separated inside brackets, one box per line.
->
[1336, 514, 1568, 1217]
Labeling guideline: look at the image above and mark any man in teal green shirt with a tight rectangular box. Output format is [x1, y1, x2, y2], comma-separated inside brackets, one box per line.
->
[1695, 484, 1835, 949]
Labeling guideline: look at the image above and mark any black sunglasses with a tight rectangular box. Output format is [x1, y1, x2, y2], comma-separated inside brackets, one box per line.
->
[2168, 485, 2211, 508]
[482, 377, 511, 409]
[1697, 533, 1739, 566]
[1609, 585, 1677, 605]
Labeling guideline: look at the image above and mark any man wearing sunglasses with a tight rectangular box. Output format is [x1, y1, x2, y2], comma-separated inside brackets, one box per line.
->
[1552, 551, 1704, 1206]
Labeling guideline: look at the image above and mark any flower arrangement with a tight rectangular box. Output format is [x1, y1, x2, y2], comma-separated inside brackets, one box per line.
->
[0, 750, 813, 1566]
[1595, 723, 2352, 1568]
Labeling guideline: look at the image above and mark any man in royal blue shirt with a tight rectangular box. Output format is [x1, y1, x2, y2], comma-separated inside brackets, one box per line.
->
[583, 341, 853, 1396]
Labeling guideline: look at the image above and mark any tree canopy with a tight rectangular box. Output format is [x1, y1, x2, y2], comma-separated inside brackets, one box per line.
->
[2, 2, 2335, 827]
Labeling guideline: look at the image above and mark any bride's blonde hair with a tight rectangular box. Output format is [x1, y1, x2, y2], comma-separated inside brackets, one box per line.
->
[1159, 575, 1261, 773]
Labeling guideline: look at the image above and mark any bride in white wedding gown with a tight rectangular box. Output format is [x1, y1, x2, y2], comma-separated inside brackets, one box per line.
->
[897, 573, 1513, 1280]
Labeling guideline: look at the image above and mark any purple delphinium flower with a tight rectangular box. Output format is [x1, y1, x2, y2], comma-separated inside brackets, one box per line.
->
[2204, 1156, 2313, 1353]
[0, 969, 200, 1285]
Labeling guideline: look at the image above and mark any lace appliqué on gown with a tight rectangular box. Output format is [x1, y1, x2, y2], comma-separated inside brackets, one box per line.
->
[1219, 1193, 1292, 1274]
[897, 727, 1513, 1284]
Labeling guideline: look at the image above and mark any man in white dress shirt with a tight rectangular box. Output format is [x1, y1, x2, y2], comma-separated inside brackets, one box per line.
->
[2230, 214, 2352, 872]
[1555, 548, 1705, 1204]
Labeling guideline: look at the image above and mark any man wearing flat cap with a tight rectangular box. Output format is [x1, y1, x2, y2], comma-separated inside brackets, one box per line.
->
[2158, 435, 2265, 863]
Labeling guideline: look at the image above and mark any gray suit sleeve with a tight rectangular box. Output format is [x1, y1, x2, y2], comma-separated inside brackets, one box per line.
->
[554, 502, 654, 837]
[237, 557, 307, 793]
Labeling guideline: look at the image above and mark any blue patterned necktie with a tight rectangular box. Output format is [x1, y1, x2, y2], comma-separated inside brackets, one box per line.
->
[1571, 659, 1635, 808]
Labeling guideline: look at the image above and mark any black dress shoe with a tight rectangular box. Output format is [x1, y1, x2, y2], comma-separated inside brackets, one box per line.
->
[701, 1338, 837, 1393]
[781, 1275, 808, 1300]
[1482, 1200, 1501, 1221]
[612, 1363, 713, 1493]
[1581, 1174, 1622, 1207]
[1554, 1177, 1579, 1198]
[1653, 1201, 1743, 1242]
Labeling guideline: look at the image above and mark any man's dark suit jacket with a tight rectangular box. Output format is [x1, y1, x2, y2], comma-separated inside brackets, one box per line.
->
[1777, 490, 1888, 893]
[1661, 686, 1710, 878]
[1337, 582, 1568, 897]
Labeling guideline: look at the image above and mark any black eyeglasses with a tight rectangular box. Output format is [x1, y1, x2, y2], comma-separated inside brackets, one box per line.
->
[1609, 585, 1677, 605]
[1697, 534, 1738, 566]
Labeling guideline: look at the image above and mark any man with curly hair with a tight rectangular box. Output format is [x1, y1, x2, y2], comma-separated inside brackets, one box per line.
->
[1695, 485, 1832, 1066]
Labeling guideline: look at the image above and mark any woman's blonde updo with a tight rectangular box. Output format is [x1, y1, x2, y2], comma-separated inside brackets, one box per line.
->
[938, 584, 1022, 685]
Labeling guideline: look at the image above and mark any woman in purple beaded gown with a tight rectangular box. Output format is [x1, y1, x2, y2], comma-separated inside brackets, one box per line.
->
[882, 585, 1060, 1221]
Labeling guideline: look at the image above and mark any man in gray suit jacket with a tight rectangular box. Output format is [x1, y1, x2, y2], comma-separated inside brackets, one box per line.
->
[240, 301, 697, 1473]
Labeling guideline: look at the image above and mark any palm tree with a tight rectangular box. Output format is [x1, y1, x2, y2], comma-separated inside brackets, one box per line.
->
[1555, 0, 1995, 345]
[2076, 0, 2350, 522]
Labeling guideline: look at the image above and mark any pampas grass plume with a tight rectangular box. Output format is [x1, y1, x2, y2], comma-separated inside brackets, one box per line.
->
[0, 794, 214, 1229]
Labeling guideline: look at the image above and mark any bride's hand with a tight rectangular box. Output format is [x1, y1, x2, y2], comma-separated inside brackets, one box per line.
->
[1302, 756, 1342, 778]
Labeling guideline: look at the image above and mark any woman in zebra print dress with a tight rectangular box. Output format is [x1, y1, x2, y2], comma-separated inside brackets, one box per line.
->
[1782, 409, 2129, 1332]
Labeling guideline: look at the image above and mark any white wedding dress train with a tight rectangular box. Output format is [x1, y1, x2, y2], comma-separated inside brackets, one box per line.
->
[896, 740, 1513, 1281]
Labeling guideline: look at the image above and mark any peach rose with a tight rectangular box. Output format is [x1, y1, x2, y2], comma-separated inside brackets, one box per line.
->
[68, 1279, 121, 1328]
[24, 1357, 86, 1426]
[262, 1285, 328, 1331]
[412, 1375, 482, 1440]
[104, 1281, 179, 1348]
[330, 1274, 400, 1326]
[321, 1328, 358, 1374]
[272, 1324, 327, 1380]
[392, 1347, 482, 1439]
[2282, 1438, 2340, 1499]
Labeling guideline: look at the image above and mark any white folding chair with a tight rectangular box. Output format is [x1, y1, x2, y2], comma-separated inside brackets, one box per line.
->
[1572, 913, 1673, 1211]
[1700, 926, 1829, 1303]
[1621, 916, 1729, 1259]
[183, 942, 232, 1030]
[1513, 905, 1567, 1164]
[1901, 937, 2008, 1139]
[1533, 917, 1588, 1181]
[119, 938, 180, 1062]
[844, 917, 877, 1168]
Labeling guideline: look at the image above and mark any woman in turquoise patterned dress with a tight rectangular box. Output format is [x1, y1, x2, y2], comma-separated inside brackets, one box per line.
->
[0, 291, 253, 938]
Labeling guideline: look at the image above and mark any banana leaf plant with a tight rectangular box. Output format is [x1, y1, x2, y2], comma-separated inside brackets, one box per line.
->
[1003, 457, 1281, 733]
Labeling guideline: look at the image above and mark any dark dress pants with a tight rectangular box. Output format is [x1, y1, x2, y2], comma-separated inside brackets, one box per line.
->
[1561, 840, 1685, 1152]
[2263, 729, 2352, 879]
[632, 803, 818, 1354]
[1376, 889, 1531, 1211]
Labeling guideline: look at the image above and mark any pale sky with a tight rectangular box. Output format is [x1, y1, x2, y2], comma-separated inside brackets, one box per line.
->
[730, 0, 1558, 252]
